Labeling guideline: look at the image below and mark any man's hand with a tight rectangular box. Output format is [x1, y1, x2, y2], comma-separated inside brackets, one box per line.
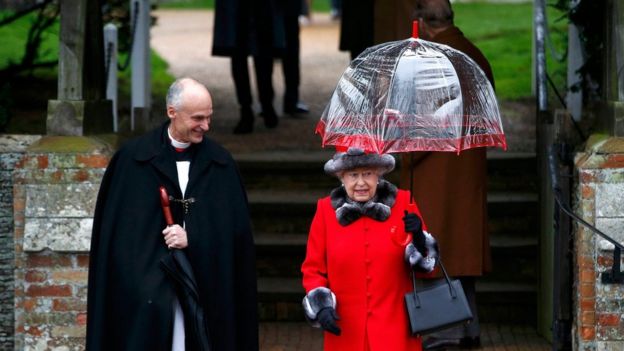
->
[317, 307, 341, 336]
[162, 224, 188, 249]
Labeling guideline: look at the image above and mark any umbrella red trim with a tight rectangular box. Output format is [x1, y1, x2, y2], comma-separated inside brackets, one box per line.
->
[316, 120, 507, 154]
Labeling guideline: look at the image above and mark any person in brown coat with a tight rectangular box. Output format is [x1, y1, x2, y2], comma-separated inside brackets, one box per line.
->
[339, 0, 417, 59]
[399, 0, 495, 349]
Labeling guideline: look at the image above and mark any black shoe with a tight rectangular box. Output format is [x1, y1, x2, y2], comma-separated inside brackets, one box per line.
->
[284, 101, 309, 115]
[233, 108, 254, 134]
[260, 107, 279, 128]
[423, 337, 461, 350]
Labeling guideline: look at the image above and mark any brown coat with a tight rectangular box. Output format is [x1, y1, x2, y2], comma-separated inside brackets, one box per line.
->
[339, 0, 417, 57]
[400, 26, 495, 277]
[373, 0, 419, 44]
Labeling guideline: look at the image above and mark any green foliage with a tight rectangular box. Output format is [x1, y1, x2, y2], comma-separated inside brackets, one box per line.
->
[454, 1, 567, 100]
[553, 0, 605, 101]
[117, 50, 174, 98]
[0, 7, 60, 70]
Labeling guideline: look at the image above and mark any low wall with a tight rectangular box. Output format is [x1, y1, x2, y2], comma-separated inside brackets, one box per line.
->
[574, 136, 624, 350]
[0, 135, 41, 350]
[11, 136, 111, 350]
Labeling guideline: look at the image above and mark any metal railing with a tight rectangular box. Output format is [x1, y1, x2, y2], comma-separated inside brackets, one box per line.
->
[548, 144, 624, 284]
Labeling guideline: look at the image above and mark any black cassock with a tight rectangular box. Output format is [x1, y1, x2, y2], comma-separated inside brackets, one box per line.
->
[86, 122, 258, 351]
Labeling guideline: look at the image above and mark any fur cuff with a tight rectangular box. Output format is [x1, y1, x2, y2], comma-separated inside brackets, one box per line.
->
[302, 287, 337, 327]
[404, 231, 439, 273]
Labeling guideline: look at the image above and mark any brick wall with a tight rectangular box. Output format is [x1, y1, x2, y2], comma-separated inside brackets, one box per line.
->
[12, 136, 111, 350]
[0, 135, 40, 350]
[574, 137, 624, 351]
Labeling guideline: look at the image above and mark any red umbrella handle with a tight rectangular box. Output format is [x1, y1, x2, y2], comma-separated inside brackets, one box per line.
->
[159, 186, 174, 226]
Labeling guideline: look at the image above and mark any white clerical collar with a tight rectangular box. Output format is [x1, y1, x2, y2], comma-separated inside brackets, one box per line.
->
[168, 126, 191, 150]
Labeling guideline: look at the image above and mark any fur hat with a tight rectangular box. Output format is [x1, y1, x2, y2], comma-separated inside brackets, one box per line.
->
[324, 147, 395, 177]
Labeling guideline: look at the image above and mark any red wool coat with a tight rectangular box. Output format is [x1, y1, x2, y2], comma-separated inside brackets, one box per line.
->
[302, 189, 423, 351]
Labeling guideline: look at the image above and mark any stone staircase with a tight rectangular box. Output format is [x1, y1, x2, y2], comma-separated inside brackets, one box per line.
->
[236, 151, 538, 323]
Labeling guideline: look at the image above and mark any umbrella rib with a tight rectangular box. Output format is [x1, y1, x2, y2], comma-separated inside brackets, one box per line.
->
[378, 41, 412, 154]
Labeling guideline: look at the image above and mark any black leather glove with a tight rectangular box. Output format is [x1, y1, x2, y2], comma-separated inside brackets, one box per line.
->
[403, 211, 426, 255]
[317, 307, 341, 335]
[403, 212, 422, 233]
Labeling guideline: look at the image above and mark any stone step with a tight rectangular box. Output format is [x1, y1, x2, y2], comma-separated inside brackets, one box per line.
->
[255, 233, 539, 284]
[254, 232, 538, 250]
[248, 190, 538, 234]
[236, 151, 537, 192]
[256, 278, 536, 323]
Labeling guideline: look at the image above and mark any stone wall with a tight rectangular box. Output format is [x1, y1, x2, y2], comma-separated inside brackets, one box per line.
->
[574, 136, 624, 351]
[0, 135, 40, 350]
[12, 136, 111, 350]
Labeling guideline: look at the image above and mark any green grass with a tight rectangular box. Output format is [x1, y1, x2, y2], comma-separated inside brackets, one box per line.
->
[158, 0, 331, 11]
[454, 1, 568, 100]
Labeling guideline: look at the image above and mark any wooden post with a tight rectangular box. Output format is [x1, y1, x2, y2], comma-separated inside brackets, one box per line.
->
[46, 0, 113, 135]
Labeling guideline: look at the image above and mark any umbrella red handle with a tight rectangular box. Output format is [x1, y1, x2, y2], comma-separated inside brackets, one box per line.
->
[159, 186, 174, 226]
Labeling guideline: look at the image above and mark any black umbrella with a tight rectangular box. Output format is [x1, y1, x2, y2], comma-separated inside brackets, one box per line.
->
[159, 186, 212, 351]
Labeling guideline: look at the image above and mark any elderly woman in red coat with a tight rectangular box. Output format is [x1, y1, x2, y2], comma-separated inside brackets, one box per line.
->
[301, 147, 438, 351]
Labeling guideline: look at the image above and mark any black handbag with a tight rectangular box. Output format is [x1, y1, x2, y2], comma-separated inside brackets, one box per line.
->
[404, 259, 473, 336]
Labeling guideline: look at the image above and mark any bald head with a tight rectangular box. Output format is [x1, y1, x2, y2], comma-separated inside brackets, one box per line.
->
[413, 0, 454, 29]
[166, 77, 213, 144]
[166, 77, 211, 111]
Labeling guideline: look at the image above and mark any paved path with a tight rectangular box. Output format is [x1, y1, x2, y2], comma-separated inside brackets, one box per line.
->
[151, 10, 350, 154]
[150, 9, 535, 154]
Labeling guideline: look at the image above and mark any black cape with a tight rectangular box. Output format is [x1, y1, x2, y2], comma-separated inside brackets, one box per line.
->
[86, 122, 258, 350]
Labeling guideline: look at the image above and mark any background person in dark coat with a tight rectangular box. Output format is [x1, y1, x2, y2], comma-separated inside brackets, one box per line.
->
[400, 0, 495, 349]
[212, 0, 278, 133]
[86, 78, 258, 350]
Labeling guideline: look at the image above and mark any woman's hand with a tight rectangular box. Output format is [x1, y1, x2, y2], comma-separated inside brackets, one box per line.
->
[162, 224, 188, 249]
[317, 307, 341, 335]
[403, 212, 426, 254]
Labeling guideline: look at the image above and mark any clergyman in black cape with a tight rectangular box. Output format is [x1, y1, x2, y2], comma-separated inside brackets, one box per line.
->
[86, 78, 258, 350]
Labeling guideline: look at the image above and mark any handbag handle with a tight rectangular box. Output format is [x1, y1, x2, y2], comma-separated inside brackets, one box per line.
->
[410, 259, 457, 308]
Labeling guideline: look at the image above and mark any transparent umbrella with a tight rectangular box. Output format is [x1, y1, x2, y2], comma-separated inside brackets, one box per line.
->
[316, 32, 506, 154]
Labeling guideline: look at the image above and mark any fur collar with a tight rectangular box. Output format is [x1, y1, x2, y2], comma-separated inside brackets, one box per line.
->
[330, 179, 398, 226]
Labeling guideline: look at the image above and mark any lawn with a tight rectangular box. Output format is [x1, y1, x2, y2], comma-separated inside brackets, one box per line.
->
[454, 1, 568, 100]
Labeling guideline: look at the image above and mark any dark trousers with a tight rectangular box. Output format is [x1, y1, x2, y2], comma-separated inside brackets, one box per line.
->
[231, 53, 274, 113]
[281, 4, 301, 109]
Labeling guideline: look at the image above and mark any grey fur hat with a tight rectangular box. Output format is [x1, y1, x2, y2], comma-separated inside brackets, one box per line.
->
[324, 147, 395, 177]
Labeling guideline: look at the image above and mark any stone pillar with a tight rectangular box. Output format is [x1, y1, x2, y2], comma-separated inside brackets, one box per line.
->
[47, 0, 113, 135]
[0, 135, 41, 350]
[12, 136, 112, 349]
[574, 136, 624, 350]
